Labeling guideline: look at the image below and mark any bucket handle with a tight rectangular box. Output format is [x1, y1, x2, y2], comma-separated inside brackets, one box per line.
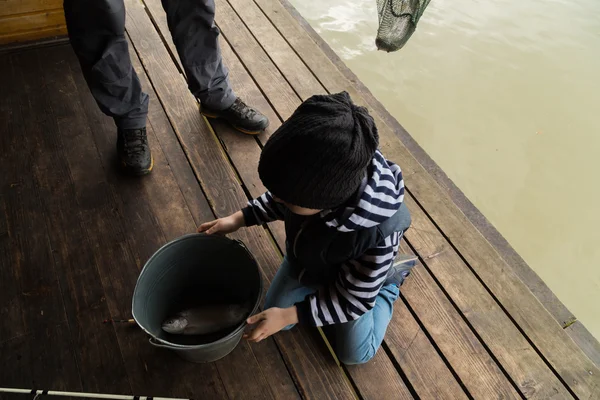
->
[233, 239, 259, 266]
[233, 239, 250, 254]
[149, 337, 174, 349]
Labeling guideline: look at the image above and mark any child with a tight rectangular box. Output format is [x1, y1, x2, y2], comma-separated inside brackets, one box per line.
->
[198, 91, 415, 365]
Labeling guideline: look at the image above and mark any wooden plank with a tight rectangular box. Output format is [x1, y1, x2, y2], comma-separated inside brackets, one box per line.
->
[14, 48, 131, 394]
[215, 39, 286, 249]
[0, 57, 74, 399]
[41, 46, 144, 322]
[402, 195, 574, 398]
[252, 0, 600, 396]
[65, 48, 175, 272]
[222, 0, 326, 102]
[133, 52, 216, 229]
[386, 295, 470, 400]
[0, 53, 27, 343]
[395, 241, 520, 399]
[246, 338, 308, 399]
[271, 326, 356, 400]
[0, 0, 63, 17]
[565, 321, 600, 368]
[0, 9, 64, 34]
[7, 180, 66, 333]
[340, 277, 472, 400]
[213, 340, 288, 400]
[0, 55, 68, 346]
[123, 1, 357, 397]
[345, 351, 415, 400]
[0, 323, 82, 396]
[218, 38, 281, 143]
[216, 3, 302, 122]
[0, 195, 25, 342]
[0, 25, 67, 45]
[0, 155, 67, 340]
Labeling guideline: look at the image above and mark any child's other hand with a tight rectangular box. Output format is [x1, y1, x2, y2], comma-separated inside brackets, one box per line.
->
[244, 306, 298, 342]
[197, 211, 245, 235]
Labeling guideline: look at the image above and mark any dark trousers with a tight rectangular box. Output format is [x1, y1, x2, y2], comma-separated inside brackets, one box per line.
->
[64, 0, 235, 129]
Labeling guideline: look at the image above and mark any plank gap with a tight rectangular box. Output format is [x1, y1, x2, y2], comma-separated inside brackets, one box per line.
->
[380, 342, 423, 400]
[250, 0, 330, 97]
[219, 0, 303, 105]
[217, 27, 286, 124]
[396, 293, 476, 400]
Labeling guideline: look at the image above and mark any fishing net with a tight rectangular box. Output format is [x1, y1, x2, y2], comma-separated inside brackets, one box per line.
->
[376, 0, 431, 52]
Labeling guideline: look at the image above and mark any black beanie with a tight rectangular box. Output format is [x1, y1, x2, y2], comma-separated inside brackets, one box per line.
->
[258, 91, 379, 210]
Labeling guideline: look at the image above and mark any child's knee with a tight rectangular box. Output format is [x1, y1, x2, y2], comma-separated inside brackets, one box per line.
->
[337, 346, 377, 365]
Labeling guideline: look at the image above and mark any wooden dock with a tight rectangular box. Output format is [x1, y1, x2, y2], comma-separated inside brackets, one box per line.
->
[1, 0, 599, 398]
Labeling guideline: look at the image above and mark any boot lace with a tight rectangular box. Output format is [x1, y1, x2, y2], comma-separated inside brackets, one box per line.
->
[123, 129, 148, 156]
[230, 98, 257, 120]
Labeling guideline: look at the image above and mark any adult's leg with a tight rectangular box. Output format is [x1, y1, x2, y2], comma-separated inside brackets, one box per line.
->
[160, 0, 269, 133]
[264, 257, 317, 331]
[160, 0, 234, 110]
[63, 0, 148, 129]
[333, 284, 400, 365]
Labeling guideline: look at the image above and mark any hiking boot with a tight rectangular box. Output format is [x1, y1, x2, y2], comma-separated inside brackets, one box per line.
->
[201, 98, 269, 135]
[117, 128, 153, 176]
[385, 254, 419, 287]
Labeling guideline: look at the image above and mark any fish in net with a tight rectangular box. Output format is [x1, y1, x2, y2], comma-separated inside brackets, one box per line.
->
[376, 0, 431, 52]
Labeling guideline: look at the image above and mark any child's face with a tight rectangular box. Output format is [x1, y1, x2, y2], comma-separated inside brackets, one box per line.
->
[273, 196, 321, 216]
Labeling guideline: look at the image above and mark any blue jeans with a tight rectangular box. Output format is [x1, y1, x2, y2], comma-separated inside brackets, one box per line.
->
[264, 258, 400, 365]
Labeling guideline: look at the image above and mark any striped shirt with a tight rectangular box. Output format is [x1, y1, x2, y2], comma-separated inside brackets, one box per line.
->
[243, 151, 405, 326]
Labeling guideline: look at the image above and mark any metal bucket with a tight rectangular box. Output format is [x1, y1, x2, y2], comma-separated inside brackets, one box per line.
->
[132, 233, 263, 363]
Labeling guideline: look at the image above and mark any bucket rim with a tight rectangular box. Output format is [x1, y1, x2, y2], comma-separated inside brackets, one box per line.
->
[131, 233, 263, 349]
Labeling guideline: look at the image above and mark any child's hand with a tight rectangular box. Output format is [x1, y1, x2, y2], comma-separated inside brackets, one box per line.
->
[197, 211, 245, 235]
[244, 307, 299, 342]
